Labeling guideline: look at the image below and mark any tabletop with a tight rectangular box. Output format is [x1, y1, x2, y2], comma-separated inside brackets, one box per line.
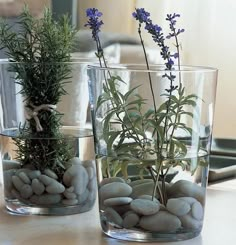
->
[0, 179, 235, 245]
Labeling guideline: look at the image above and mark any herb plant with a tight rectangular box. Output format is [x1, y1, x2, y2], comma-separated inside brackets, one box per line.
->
[0, 7, 76, 178]
[86, 8, 201, 205]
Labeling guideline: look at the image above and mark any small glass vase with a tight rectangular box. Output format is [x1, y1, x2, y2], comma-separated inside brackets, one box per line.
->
[88, 64, 218, 242]
[0, 59, 97, 215]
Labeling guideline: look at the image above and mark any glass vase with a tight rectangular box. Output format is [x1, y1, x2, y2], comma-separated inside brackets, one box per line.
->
[88, 64, 218, 242]
[0, 59, 97, 215]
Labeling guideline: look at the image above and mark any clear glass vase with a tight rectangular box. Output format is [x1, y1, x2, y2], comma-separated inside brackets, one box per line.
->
[0, 59, 97, 215]
[88, 64, 218, 242]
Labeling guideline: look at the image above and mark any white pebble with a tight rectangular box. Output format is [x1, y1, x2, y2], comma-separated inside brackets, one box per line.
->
[46, 181, 65, 194]
[63, 190, 77, 200]
[180, 214, 203, 229]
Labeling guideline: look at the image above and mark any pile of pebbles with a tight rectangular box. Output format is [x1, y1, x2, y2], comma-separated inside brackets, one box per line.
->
[99, 177, 205, 232]
[3, 157, 97, 209]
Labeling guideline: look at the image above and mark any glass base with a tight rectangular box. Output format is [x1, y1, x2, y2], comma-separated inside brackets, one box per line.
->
[5, 199, 95, 216]
[101, 220, 201, 242]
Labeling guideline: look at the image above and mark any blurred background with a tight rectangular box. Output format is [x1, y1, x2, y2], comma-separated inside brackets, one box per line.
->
[0, 0, 235, 139]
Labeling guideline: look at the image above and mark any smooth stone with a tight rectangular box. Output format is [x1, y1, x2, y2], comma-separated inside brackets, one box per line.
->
[11, 188, 21, 199]
[30, 194, 62, 205]
[46, 181, 65, 194]
[63, 164, 88, 189]
[38, 175, 54, 186]
[18, 172, 31, 184]
[99, 182, 132, 200]
[129, 179, 153, 187]
[2, 160, 20, 170]
[67, 186, 75, 192]
[110, 204, 131, 215]
[180, 214, 203, 229]
[27, 170, 41, 180]
[179, 197, 198, 205]
[65, 157, 81, 169]
[77, 189, 89, 204]
[140, 211, 181, 232]
[191, 201, 204, 220]
[138, 195, 160, 203]
[71, 174, 89, 195]
[87, 189, 96, 202]
[12, 175, 24, 192]
[88, 177, 97, 191]
[63, 190, 77, 199]
[130, 199, 160, 215]
[3, 169, 17, 193]
[167, 198, 191, 216]
[62, 199, 78, 205]
[131, 182, 155, 199]
[122, 211, 139, 229]
[20, 184, 33, 199]
[99, 177, 125, 187]
[105, 207, 123, 227]
[104, 197, 132, 206]
[168, 180, 205, 205]
[32, 179, 45, 195]
[86, 167, 94, 180]
[44, 169, 58, 180]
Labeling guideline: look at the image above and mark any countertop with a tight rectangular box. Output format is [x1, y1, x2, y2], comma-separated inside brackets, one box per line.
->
[0, 179, 235, 245]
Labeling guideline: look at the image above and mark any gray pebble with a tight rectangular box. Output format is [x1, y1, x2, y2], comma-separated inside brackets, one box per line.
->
[12, 175, 24, 192]
[86, 167, 94, 180]
[27, 170, 41, 179]
[131, 182, 155, 198]
[130, 199, 160, 216]
[30, 194, 62, 205]
[32, 179, 45, 195]
[105, 207, 123, 227]
[3, 169, 17, 194]
[99, 177, 125, 187]
[99, 182, 132, 201]
[38, 175, 54, 186]
[179, 214, 203, 229]
[167, 198, 191, 216]
[44, 169, 58, 180]
[46, 181, 65, 194]
[140, 211, 181, 232]
[2, 160, 20, 171]
[88, 177, 97, 191]
[77, 189, 89, 204]
[138, 195, 159, 203]
[18, 172, 31, 184]
[62, 199, 78, 205]
[123, 211, 139, 229]
[20, 184, 33, 199]
[67, 186, 75, 192]
[191, 201, 204, 220]
[104, 197, 132, 206]
[63, 190, 77, 199]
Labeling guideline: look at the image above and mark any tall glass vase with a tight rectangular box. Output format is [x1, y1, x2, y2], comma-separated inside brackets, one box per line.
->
[88, 64, 218, 242]
[0, 59, 97, 215]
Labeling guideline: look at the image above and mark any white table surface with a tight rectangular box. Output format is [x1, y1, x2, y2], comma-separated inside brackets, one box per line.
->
[0, 179, 235, 245]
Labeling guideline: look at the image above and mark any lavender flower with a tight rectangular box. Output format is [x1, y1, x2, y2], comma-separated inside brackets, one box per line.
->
[132, 8, 150, 23]
[84, 8, 103, 41]
[166, 13, 185, 39]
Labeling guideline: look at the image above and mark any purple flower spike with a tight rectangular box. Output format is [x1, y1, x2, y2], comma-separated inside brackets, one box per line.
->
[132, 8, 150, 23]
[85, 8, 103, 41]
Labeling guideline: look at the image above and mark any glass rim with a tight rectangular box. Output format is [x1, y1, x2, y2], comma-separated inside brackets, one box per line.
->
[88, 63, 218, 73]
[0, 58, 98, 65]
